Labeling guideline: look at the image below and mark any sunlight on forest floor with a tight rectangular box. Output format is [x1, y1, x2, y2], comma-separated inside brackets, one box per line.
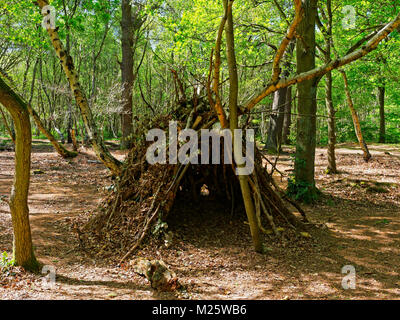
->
[0, 140, 399, 299]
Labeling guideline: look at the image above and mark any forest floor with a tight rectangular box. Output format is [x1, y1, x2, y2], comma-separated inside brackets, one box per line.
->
[0, 139, 399, 300]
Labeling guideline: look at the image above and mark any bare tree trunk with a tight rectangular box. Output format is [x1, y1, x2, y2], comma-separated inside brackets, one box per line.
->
[378, 86, 385, 143]
[340, 70, 371, 162]
[326, 71, 337, 174]
[0, 76, 39, 271]
[211, 5, 229, 129]
[71, 128, 78, 151]
[120, 0, 146, 149]
[265, 87, 288, 152]
[282, 87, 292, 145]
[323, 0, 337, 174]
[67, 104, 73, 144]
[293, 0, 319, 199]
[62, 0, 74, 145]
[266, 31, 295, 152]
[225, 0, 262, 253]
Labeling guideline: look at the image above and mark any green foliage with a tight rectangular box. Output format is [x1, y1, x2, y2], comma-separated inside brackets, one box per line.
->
[0, 0, 398, 145]
[0, 252, 15, 272]
[152, 219, 168, 237]
[384, 105, 400, 143]
[286, 178, 320, 204]
[0, 0, 398, 172]
[286, 153, 320, 203]
[316, 103, 400, 146]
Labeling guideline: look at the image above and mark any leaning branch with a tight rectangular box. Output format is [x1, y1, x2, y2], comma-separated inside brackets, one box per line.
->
[340, 70, 371, 162]
[27, 104, 78, 158]
[36, 0, 122, 176]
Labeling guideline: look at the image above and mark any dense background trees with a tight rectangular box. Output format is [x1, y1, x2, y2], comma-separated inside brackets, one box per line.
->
[0, 0, 400, 261]
[1, 0, 399, 150]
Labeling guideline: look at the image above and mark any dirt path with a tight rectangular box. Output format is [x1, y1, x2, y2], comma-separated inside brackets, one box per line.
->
[0, 140, 399, 299]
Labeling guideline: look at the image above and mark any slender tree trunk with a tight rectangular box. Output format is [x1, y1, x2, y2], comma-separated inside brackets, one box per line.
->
[340, 70, 371, 162]
[120, 0, 134, 149]
[62, 0, 73, 145]
[212, 4, 229, 129]
[0, 76, 39, 271]
[67, 104, 73, 144]
[326, 71, 337, 174]
[293, 0, 319, 199]
[21, 48, 32, 95]
[0, 106, 16, 144]
[266, 36, 295, 152]
[28, 58, 77, 158]
[10, 119, 16, 141]
[282, 87, 292, 144]
[71, 128, 78, 151]
[324, 0, 337, 174]
[378, 86, 385, 143]
[265, 87, 288, 152]
[225, 0, 262, 253]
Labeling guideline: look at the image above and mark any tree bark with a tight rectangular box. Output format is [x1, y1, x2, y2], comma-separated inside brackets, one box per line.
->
[282, 87, 292, 144]
[62, 0, 74, 144]
[293, 0, 318, 198]
[378, 86, 385, 143]
[0, 76, 39, 271]
[326, 71, 337, 174]
[120, 0, 134, 149]
[324, 0, 337, 174]
[225, 0, 262, 253]
[265, 87, 288, 152]
[120, 0, 146, 149]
